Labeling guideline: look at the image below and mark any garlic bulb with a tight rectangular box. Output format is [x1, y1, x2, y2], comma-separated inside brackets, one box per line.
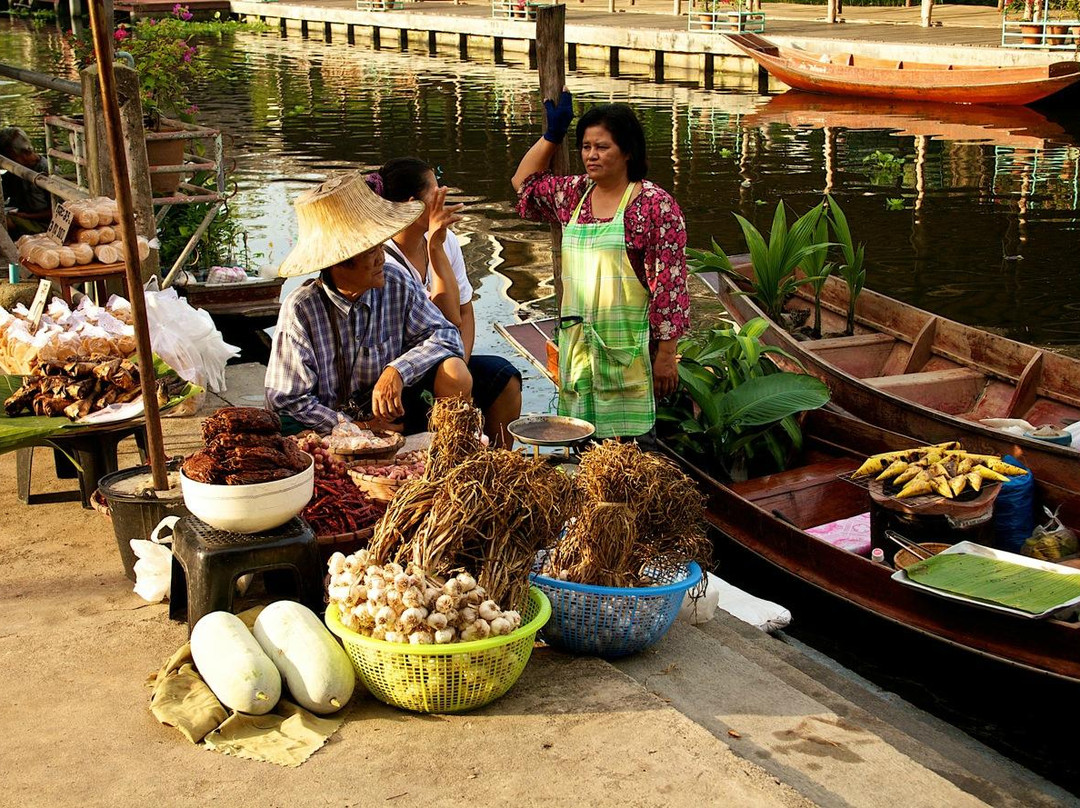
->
[393, 572, 411, 593]
[434, 628, 456, 644]
[458, 606, 478, 625]
[456, 572, 477, 592]
[375, 605, 396, 626]
[478, 600, 501, 622]
[402, 587, 425, 609]
[426, 612, 448, 631]
[409, 630, 434, 645]
[435, 594, 456, 614]
[443, 578, 462, 597]
[384, 630, 405, 644]
[504, 611, 522, 630]
[328, 583, 351, 601]
[328, 552, 347, 575]
[490, 617, 512, 636]
[399, 607, 427, 633]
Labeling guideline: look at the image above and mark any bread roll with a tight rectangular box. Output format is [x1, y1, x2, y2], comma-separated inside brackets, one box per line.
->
[71, 243, 94, 265]
[57, 247, 76, 267]
[94, 243, 118, 264]
[135, 237, 151, 261]
[92, 203, 114, 226]
[96, 226, 116, 244]
[67, 202, 99, 230]
[70, 227, 100, 246]
[29, 245, 60, 270]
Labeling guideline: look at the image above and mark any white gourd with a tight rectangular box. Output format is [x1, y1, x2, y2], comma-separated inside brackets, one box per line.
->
[190, 611, 281, 715]
[253, 601, 355, 714]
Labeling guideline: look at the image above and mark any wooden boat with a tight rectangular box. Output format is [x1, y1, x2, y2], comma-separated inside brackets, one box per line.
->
[742, 92, 1073, 151]
[711, 261, 1080, 496]
[727, 32, 1080, 106]
[495, 320, 1080, 683]
[673, 408, 1080, 685]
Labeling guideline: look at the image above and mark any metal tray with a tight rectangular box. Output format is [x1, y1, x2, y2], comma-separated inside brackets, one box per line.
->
[508, 414, 595, 447]
[891, 540, 1080, 620]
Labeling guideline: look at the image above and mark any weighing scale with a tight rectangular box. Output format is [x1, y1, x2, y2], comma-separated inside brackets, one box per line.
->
[507, 414, 595, 459]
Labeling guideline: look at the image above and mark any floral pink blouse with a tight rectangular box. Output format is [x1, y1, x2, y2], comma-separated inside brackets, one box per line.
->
[516, 172, 690, 342]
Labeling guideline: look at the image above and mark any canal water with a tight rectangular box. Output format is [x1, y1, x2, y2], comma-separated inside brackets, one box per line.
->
[4, 18, 1080, 793]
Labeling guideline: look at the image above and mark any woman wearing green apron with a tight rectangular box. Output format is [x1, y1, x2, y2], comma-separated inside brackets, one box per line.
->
[512, 95, 690, 440]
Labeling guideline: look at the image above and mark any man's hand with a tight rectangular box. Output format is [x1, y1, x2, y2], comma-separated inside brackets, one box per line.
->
[371, 366, 405, 421]
[652, 342, 679, 400]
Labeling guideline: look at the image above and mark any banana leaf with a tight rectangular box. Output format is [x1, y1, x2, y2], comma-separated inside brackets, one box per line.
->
[0, 356, 202, 456]
[717, 372, 830, 428]
[905, 553, 1080, 615]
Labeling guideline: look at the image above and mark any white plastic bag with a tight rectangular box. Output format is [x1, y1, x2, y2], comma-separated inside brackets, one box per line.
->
[143, 281, 240, 404]
[678, 573, 720, 625]
[131, 516, 179, 603]
[686, 572, 793, 633]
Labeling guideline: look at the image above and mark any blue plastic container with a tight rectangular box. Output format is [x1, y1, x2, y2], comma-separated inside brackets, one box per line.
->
[529, 562, 702, 657]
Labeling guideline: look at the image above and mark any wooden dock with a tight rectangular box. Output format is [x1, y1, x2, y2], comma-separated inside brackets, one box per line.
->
[227, 0, 1063, 89]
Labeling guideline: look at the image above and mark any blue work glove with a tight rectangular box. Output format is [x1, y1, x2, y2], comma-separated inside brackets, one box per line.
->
[542, 90, 574, 145]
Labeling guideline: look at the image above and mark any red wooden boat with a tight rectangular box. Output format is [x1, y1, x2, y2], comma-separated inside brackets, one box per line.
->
[673, 408, 1080, 685]
[727, 32, 1080, 106]
[710, 261, 1080, 497]
[495, 321, 1080, 683]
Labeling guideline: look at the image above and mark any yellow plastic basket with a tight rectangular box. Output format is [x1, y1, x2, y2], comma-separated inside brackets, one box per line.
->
[325, 587, 551, 714]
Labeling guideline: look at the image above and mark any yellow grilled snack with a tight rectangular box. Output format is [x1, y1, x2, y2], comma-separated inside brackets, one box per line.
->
[931, 476, 954, 499]
[933, 441, 962, 451]
[896, 479, 933, 499]
[972, 464, 1009, 483]
[987, 459, 1029, 477]
[876, 459, 910, 481]
[948, 474, 968, 497]
[955, 457, 974, 475]
[893, 465, 924, 486]
[852, 456, 886, 478]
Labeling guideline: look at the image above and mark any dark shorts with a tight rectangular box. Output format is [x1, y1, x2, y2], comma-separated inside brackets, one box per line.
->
[468, 354, 521, 413]
[280, 354, 520, 436]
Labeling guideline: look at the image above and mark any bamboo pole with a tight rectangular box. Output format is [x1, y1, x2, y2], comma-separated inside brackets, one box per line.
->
[0, 154, 90, 202]
[0, 62, 81, 96]
[87, 0, 170, 491]
[535, 4, 569, 311]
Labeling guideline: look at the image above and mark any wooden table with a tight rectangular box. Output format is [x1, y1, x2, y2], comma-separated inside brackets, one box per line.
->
[20, 259, 128, 303]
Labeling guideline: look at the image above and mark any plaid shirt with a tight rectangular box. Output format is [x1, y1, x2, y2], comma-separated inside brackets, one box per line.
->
[265, 263, 463, 432]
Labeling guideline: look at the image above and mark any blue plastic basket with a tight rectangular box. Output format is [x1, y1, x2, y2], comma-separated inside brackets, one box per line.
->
[529, 561, 702, 657]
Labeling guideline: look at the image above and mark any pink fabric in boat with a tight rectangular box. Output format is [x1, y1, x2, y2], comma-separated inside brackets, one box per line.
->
[806, 512, 873, 556]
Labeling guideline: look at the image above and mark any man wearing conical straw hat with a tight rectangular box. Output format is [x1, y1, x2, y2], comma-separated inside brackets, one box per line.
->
[266, 172, 470, 434]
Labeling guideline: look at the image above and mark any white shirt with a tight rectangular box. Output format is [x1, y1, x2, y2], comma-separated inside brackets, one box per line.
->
[383, 230, 473, 307]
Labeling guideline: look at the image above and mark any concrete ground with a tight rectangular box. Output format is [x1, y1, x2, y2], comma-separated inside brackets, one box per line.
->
[0, 361, 1074, 806]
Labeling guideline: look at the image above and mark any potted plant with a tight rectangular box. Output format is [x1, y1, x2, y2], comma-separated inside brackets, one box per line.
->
[64, 5, 225, 193]
[656, 317, 831, 481]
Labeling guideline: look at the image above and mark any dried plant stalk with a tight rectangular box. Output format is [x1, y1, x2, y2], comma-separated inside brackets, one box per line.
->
[426, 396, 485, 480]
[545, 440, 709, 586]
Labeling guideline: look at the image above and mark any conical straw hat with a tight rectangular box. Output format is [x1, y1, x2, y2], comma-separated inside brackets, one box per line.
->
[278, 172, 423, 278]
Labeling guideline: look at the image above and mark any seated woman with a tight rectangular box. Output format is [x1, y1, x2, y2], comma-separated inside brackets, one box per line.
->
[1, 127, 52, 237]
[366, 158, 522, 447]
[265, 172, 471, 435]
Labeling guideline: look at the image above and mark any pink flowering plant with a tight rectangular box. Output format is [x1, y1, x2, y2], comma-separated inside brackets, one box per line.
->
[64, 5, 250, 128]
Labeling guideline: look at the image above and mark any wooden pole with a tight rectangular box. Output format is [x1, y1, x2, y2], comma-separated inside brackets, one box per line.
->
[535, 4, 569, 311]
[826, 0, 838, 23]
[87, 0, 170, 491]
[113, 64, 160, 281]
[920, 0, 933, 26]
[81, 66, 113, 197]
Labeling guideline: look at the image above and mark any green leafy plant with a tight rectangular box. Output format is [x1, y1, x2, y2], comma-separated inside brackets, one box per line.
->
[863, 150, 905, 186]
[687, 200, 831, 324]
[826, 195, 866, 337]
[658, 318, 831, 481]
[798, 213, 833, 338]
[157, 199, 257, 273]
[885, 197, 905, 211]
[63, 6, 262, 128]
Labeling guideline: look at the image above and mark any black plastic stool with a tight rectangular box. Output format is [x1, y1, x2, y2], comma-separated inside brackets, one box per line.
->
[16, 424, 148, 508]
[169, 515, 324, 632]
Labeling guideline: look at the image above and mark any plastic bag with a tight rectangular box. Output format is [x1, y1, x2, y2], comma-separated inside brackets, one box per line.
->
[1022, 506, 1079, 561]
[992, 454, 1036, 553]
[678, 573, 719, 625]
[143, 281, 240, 408]
[131, 515, 178, 603]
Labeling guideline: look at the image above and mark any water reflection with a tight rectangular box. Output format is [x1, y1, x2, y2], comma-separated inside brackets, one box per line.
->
[3, 20, 1080, 356]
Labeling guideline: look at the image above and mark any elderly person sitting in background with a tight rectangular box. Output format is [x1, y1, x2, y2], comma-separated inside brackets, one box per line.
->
[265, 171, 472, 435]
[1, 127, 52, 236]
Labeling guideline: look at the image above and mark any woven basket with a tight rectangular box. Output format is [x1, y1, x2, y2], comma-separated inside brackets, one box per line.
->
[315, 526, 374, 563]
[331, 430, 405, 461]
[530, 561, 701, 657]
[346, 463, 409, 502]
[325, 587, 551, 713]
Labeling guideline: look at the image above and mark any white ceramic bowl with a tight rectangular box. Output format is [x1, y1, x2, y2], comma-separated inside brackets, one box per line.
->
[179, 455, 314, 534]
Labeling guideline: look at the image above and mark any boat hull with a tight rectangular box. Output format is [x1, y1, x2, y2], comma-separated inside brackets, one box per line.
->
[728, 33, 1080, 106]
[665, 411, 1080, 684]
[713, 266, 1080, 497]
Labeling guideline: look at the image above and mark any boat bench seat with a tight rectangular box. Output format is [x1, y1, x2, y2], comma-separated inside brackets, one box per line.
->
[865, 367, 986, 414]
[803, 333, 897, 352]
